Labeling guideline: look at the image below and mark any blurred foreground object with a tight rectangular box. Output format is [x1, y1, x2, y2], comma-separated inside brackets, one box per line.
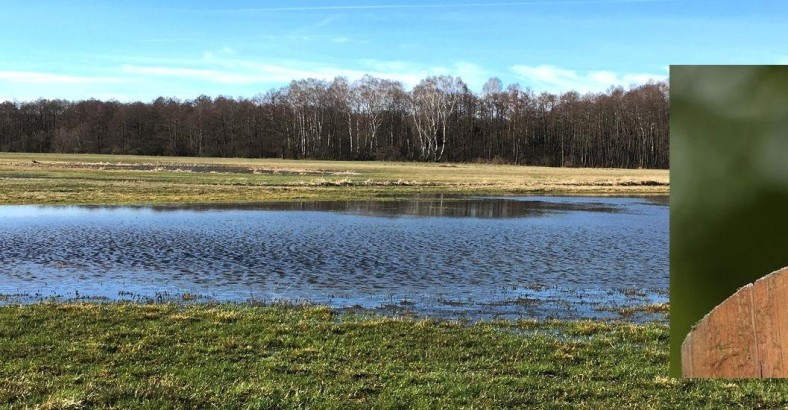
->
[682, 267, 788, 378]
[670, 66, 788, 376]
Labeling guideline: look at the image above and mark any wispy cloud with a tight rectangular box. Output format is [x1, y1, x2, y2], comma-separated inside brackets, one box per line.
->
[510, 64, 665, 92]
[121, 67, 210, 77]
[122, 63, 338, 85]
[214, 0, 673, 13]
[302, 15, 342, 31]
[0, 70, 123, 84]
[353, 59, 490, 88]
[120, 57, 490, 90]
[1, 58, 663, 102]
[138, 38, 198, 43]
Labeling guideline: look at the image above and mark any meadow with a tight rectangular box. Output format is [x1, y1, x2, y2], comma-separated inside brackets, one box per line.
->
[4, 154, 779, 409]
[0, 153, 668, 205]
[2, 303, 787, 409]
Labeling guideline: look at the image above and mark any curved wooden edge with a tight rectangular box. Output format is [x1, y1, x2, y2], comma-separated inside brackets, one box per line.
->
[681, 266, 788, 378]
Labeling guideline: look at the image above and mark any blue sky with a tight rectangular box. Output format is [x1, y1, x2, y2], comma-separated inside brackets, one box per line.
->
[1, 0, 786, 101]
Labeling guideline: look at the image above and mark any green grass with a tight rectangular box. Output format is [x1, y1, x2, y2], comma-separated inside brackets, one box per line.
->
[0, 303, 785, 409]
[0, 153, 668, 204]
[0, 153, 690, 408]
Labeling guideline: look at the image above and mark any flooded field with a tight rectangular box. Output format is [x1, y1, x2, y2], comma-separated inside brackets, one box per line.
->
[0, 196, 668, 320]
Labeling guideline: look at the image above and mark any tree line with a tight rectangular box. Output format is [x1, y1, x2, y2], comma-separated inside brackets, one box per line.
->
[0, 75, 668, 168]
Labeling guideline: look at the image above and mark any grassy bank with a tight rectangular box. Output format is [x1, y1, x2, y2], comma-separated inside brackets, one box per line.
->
[0, 303, 783, 409]
[0, 153, 668, 204]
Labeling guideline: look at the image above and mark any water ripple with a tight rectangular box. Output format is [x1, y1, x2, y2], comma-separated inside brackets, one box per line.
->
[0, 196, 668, 320]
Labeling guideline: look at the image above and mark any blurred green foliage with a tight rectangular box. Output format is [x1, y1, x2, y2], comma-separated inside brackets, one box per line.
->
[671, 66, 788, 376]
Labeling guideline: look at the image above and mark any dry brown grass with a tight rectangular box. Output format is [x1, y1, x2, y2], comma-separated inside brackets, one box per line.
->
[0, 153, 668, 204]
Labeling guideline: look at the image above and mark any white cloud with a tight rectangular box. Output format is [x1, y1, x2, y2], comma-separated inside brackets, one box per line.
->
[2, 55, 667, 102]
[0, 87, 133, 102]
[122, 65, 251, 84]
[0, 70, 123, 84]
[203, 47, 236, 60]
[510, 64, 665, 93]
[122, 63, 343, 85]
[120, 58, 487, 90]
[353, 59, 489, 89]
[91, 93, 134, 101]
[450, 62, 490, 89]
[122, 65, 213, 77]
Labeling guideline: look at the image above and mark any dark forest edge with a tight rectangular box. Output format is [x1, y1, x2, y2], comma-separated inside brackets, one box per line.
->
[0, 75, 668, 169]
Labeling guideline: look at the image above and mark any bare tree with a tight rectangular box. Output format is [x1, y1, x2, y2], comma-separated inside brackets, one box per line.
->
[410, 75, 466, 161]
[0, 75, 669, 168]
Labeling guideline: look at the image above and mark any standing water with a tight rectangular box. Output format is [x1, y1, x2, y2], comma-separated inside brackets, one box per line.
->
[0, 196, 668, 320]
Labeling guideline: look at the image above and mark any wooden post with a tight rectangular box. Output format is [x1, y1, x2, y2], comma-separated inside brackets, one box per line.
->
[682, 266, 788, 378]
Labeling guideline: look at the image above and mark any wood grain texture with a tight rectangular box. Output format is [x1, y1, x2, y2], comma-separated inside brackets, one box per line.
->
[682, 267, 788, 378]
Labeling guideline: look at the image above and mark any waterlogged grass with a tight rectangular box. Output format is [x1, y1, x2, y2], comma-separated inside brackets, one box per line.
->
[0, 303, 785, 409]
[0, 154, 687, 408]
[0, 153, 668, 204]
